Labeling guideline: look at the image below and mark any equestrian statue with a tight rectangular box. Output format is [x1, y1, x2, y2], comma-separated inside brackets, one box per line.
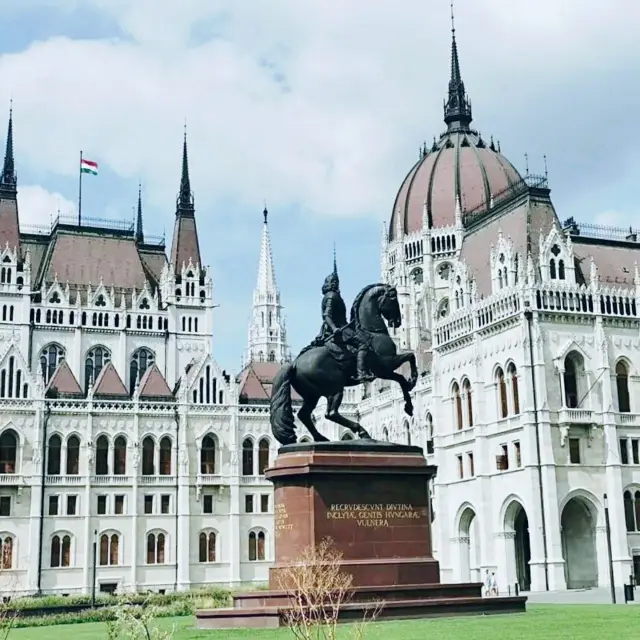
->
[270, 258, 418, 446]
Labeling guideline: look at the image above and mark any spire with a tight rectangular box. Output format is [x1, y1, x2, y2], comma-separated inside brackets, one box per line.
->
[0, 104, 16, 197]
[177, 126, 194, 215]
[332, 242, 339, 280]
[244, 206, 289, 366]
[135, 182, 143, 244]
[443, 2, 472, 131]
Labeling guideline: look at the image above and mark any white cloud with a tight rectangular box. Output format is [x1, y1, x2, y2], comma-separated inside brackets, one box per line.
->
[592, 210, 637, 230]
[1, 0, 640, 222]
[17, 185, 76, 228]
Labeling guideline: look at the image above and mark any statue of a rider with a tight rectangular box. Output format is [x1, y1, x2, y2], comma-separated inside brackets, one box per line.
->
[311, 258, 375, 383]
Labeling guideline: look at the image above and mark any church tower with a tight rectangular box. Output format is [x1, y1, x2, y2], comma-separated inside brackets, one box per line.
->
[244, 207, 290, 366]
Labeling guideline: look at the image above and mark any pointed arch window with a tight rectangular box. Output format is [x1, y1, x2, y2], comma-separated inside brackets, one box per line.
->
[85, 346, 111, 392]
[508, 363, 520, 414]
[66, 435, 80, 475]
[1, 536, 13, 569]
[616, 361, 631, 413]
[40, 344, 65, 384]
[142, 437, 155, 476]
[257, 438, 270, 475]
[0, 430, 16, 474]
[549, 258, 557, 279]
[497, 368, 508, 419]
[624, 490, 636, 532]
[96, 435, 109, 476]
[130, 348, 154, 394]
[242, 438, 254, 476]
[200, 435, 216, 474]
[452, 383, 463, 430]
[47, 434, 62, 475]
[563, 353, 582, 408]
[463, 379, 473, 427]
[159, 437, 172, 475]
[113, 436, 127, 476]
[199, 531, 217, 563]
[426, 413, 434, 454]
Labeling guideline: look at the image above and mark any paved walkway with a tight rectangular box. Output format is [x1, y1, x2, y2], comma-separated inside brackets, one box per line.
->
[514, 586, 638, 605]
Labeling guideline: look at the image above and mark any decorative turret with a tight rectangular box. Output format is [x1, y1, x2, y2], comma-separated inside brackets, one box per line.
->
[135, 183, 144, 244]
[0, 107, 20, 253]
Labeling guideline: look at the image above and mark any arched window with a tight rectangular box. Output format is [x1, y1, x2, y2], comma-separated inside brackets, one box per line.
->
[99, 533, 119, 566]
[549, 258, 556, 279]
[624, 490, 636, 532]
[200, 435, 216, 474]
[130, 348, 155, 394]
[40, 344, 65, 384]
[382, 426, 389, 442]
[452, 383, 463, 430]
[496, 368, 508, 419]
[563, 352, 582, 408]
[50, 534, 71, 568]
[66, 436, 80, 475]
[96, 435, 109, 476]
[257, 438, 270, 475]
[147, 532, 166, 564]
[463, 379, 473, 427]
[248, 530, 266, 561]
[142, 437, 155, 476]
[558, 259, 566, 280]
[47, 434, 62, 475]
[508, 363, 520, 414]
[0, 430, 17, 474]
[113, 436, 127, 476]
[159, 437, 172, 475]
[85, 346, 111, 392]
[199, 531, 217, 563]
[242, 438, 254, 476]
[426, 413, 434, 454]
[616, 361, 631, 413]
[0, 536, 13, 568]
[403, 421, 411, 446]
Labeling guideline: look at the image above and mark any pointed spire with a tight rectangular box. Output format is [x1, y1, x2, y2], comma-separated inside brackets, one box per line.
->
[443, 2, 472, 131]
[257, 206, 277, 295]
[0, 103, 16, 197]
[332, 242, 339, 280]
[177, 125, 193, 215]
[135, 182, 144, 244]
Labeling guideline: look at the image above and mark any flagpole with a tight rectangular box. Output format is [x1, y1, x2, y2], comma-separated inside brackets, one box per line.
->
[78, 150, 83, 226]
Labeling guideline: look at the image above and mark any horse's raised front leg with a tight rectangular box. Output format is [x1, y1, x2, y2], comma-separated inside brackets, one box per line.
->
[377, 370, 414, 417]
[296, 396, 329, 442]
[325, 391, 372, 440]
[393, 350, 418, 391]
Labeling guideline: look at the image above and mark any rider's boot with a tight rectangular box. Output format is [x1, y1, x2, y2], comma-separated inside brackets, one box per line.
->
[356, 349, 375, 383]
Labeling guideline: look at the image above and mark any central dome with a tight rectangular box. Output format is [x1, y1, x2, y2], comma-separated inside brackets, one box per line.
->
[389, 23, 522, 241]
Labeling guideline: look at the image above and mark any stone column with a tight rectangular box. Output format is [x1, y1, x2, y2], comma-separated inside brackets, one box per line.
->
[228, 402, 241, 584]
[176, 407, 191, 591]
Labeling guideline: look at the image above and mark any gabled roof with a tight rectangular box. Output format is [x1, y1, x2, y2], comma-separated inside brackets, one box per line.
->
[237, 361, 301, 404]
[93, 362, 128, 398]
[46, 360, 83, 398]
[138, 364, 174, 400]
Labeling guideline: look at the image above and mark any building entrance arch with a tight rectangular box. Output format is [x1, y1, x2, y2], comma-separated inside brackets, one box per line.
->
[561, 496, 598, 589]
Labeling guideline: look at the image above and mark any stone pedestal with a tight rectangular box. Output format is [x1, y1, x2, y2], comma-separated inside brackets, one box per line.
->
[196, 441, 526, 629]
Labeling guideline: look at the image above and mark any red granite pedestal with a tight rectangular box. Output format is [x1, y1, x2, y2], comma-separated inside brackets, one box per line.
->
[196, 441, 526, 629]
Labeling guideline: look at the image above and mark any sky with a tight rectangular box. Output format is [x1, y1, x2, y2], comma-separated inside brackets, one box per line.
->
[1, 0, 640, 374]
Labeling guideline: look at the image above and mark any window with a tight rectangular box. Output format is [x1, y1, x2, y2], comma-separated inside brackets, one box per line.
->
[99, 533, 119, 566]
[497, 444, 509, 471]
[621, 439, 629, 464]
[0, 536, 12, 569]
[463, 379, 473, 427]
[257, 439, 270, 475]
[497, 368, 508, 419]
[633, 439, 640, 465]
[0, 497, 10, 517]
[616, 361, 631, 413]
[130, 348, 154, 394]
[48, 495, 59, 516]
[96, 435, 109, 476]
[456, 454, 463, 479]
[66, 436, 80, 475]
[47, 435, 62, 475]
[0, 430, 17, 473]
[508, 363, 520, 414]
[452, 383, 463, 431]
[514, 441, 522, 468]
[199, 531, 216, 563]
[248, 530, 266, 561]
[201, 435, 216, 474]
[468, 452, 474, 477]
[242, 439, 254, 476]
[245, 495, 254, 513]
[624, 491, 640, 532]
[426, 413, 434, 454]
[144, 495, 154, 514]
[161, 495, 170, 514]
[569, 438, 581, 464]
[40, 344, 65, 384]
[113, 436, 127, 475]
[159, 437, 172, 475]
[97, 495, 107, 515]
[114, 495, 125, 515]
[260, 494, 269, 513]
[563, 353, 582, 408]
[85, 346, 111, 392]
[203, 495, 213, 514]
[147, 532, 166, 564]
[67, 495, 77, 516]
[142, 437, 155, 476]
[50, 534, 71, 568]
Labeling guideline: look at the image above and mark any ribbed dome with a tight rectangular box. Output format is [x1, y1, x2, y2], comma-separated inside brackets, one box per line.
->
[389, 132, 522, 240]
[388, 16, 523, 241]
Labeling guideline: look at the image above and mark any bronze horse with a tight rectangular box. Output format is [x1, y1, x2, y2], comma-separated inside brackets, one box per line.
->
[270, 283, 418, 445]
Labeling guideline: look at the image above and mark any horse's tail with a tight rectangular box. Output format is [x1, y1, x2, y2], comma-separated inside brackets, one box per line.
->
[270, 362, 297, 446]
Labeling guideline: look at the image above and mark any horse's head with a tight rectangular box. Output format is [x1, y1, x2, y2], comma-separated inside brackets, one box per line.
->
[379, 285, 402, 329]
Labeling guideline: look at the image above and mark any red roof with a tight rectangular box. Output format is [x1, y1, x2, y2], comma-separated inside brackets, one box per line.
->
[46, 360, 83, 397]
[237, 361, 301, 403]
[93, 362, 128, 398]
[138, 364, 174, 399]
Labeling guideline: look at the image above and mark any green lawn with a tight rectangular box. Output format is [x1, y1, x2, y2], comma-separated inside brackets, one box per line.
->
[9, 605, 640, 639]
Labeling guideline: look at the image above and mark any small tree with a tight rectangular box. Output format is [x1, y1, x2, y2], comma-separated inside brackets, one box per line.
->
[106, 598, 175, 640]
[276, 538, 382, 640]
[0, 545, 19, 639]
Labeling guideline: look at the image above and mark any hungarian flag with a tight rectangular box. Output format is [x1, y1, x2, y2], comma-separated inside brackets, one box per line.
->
[80, 158, 98, 175]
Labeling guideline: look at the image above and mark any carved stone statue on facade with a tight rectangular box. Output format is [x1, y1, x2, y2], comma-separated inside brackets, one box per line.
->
[270, 280, 418, 446]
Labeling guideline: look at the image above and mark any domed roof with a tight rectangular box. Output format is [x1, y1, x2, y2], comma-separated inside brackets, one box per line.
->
[389, 20, 523, 241]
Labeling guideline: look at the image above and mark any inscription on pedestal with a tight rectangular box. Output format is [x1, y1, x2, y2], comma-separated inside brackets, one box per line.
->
[275, 503, 293, 532]
[326, 502, 426, 529]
